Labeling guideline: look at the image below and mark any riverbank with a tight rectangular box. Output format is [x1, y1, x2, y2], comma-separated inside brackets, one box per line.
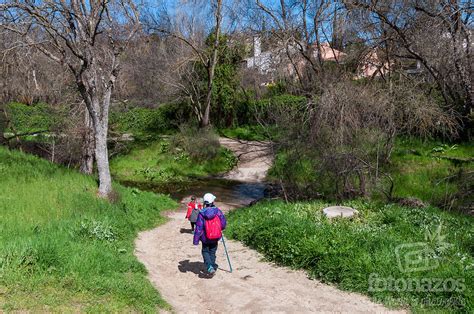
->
[0, 147, 177, 311]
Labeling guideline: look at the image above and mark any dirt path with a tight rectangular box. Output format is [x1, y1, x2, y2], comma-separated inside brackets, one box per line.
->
[134, 138, 401, 313]
[218, 137, 273, 183]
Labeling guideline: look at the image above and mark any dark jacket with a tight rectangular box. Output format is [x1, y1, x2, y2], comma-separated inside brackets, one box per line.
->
[193, 206, 227, 245]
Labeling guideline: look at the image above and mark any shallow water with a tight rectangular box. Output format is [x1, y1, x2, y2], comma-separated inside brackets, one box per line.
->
[121, 178, 267, 207]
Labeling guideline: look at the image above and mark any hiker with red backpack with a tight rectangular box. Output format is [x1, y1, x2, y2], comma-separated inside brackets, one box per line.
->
[185, 196, 202, 232]
[193, 193, 227, 275]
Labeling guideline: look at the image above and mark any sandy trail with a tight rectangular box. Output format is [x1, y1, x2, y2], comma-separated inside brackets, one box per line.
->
[134, 138, 401, 313]
[218, 138, 273, 183]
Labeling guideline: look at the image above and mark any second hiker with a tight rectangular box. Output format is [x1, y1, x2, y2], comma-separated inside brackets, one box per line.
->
[193, 193, 227, 274]
[185, 196, 202, 232]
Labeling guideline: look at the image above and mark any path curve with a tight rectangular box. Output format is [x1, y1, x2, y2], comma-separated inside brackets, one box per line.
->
[134, 139, 402, 313]
[219, 137, 273, 183]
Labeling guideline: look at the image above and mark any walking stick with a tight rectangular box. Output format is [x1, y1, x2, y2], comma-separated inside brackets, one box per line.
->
[221, 235, 233, 273]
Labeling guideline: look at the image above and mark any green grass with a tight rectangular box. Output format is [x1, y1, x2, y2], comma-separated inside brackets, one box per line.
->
[219, 125, 270, 141]
[226, 199, 474, 312]
[0, 147, 177, 311]
[390, 138, 473, 205]
[110, 139, 237, 184]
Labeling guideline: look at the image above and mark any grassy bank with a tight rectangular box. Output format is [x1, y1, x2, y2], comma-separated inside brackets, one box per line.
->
[110, 138, 237, 184]
[226, 200, 474, 312]
[0, 147, 177, 311]
[390, 138, 473, 206]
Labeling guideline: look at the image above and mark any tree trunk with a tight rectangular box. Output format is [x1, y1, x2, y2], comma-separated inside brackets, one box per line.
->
[78, 82, 113, 198]
[201, 82, 212, 127]
[94, 121, 112, 198]
[200, 0, 222, 128]
[80, 110, 94, 174]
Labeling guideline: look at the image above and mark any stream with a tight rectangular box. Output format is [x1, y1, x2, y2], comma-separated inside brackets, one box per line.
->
[121, 178, 268, 208]
[121, 137, 273, 207]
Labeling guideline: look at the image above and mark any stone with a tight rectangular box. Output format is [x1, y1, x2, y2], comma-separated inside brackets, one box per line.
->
[322, 206, 358, 218]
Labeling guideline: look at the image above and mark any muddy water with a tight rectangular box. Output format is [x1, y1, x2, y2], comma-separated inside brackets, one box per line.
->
[121, 178, 267, 207]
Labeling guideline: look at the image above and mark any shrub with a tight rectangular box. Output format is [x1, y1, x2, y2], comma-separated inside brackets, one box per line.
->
[170, 125, 220, 161]
[267, 80, 458, 201]
[77, 219, 117, 242]
[234, 94, 306, 126]
[109, 103, 189, 138]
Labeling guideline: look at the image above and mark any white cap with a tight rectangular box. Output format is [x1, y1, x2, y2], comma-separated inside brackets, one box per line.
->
[203, 193, 216, 203]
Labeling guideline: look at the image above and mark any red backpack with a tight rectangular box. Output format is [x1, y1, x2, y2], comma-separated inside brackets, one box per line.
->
[205, 215, 222, 240]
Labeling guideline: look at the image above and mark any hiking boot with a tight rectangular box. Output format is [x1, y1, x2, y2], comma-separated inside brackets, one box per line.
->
[207, 266, 216, 274]
[213, 264, 218, 270]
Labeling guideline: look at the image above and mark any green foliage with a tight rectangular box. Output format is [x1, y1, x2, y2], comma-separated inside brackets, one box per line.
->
[221, 147, 238, 170]
[4, 102, 59, 134]
[254, 94, 306, 110]
[220, 125, 269, 141]
[0, 146, 177, 311]
[109, 103, 188, 139]
[191, 32, 245, 127]
[233, 94, 306, 127]
[77, 219, 117, 242]
[431, 144, 458, 154]
[389, 138, 474, 207]
[266, 81, 288, 96]
[226, 200, 474, 312]
[268, 137, 473, 204]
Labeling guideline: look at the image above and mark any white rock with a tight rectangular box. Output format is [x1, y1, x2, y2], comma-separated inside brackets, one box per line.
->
[323, 206, 358, 218]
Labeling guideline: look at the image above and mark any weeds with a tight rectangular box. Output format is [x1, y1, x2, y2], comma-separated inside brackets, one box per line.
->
[77, 220, 117, 242]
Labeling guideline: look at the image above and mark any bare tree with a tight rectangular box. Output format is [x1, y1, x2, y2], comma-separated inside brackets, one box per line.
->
[343, 0, 473, 135]
[1, 0, 140, 197]
[0, 30, 73, 105]
[147, 0, 223, 127]
[202, 0, 223, 127]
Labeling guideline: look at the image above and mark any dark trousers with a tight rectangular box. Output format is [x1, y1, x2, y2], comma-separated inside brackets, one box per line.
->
[202, 242, 218, 269]
[190, 222, 196, 231]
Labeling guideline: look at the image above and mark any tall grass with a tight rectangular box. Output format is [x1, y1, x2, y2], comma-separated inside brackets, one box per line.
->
[0, 147, 177, 311]
[390, 138, 473, 206]
[226, 200, 474, 312]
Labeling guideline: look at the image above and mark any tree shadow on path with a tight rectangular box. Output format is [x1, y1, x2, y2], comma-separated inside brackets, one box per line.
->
[178, 259, 214, 279]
